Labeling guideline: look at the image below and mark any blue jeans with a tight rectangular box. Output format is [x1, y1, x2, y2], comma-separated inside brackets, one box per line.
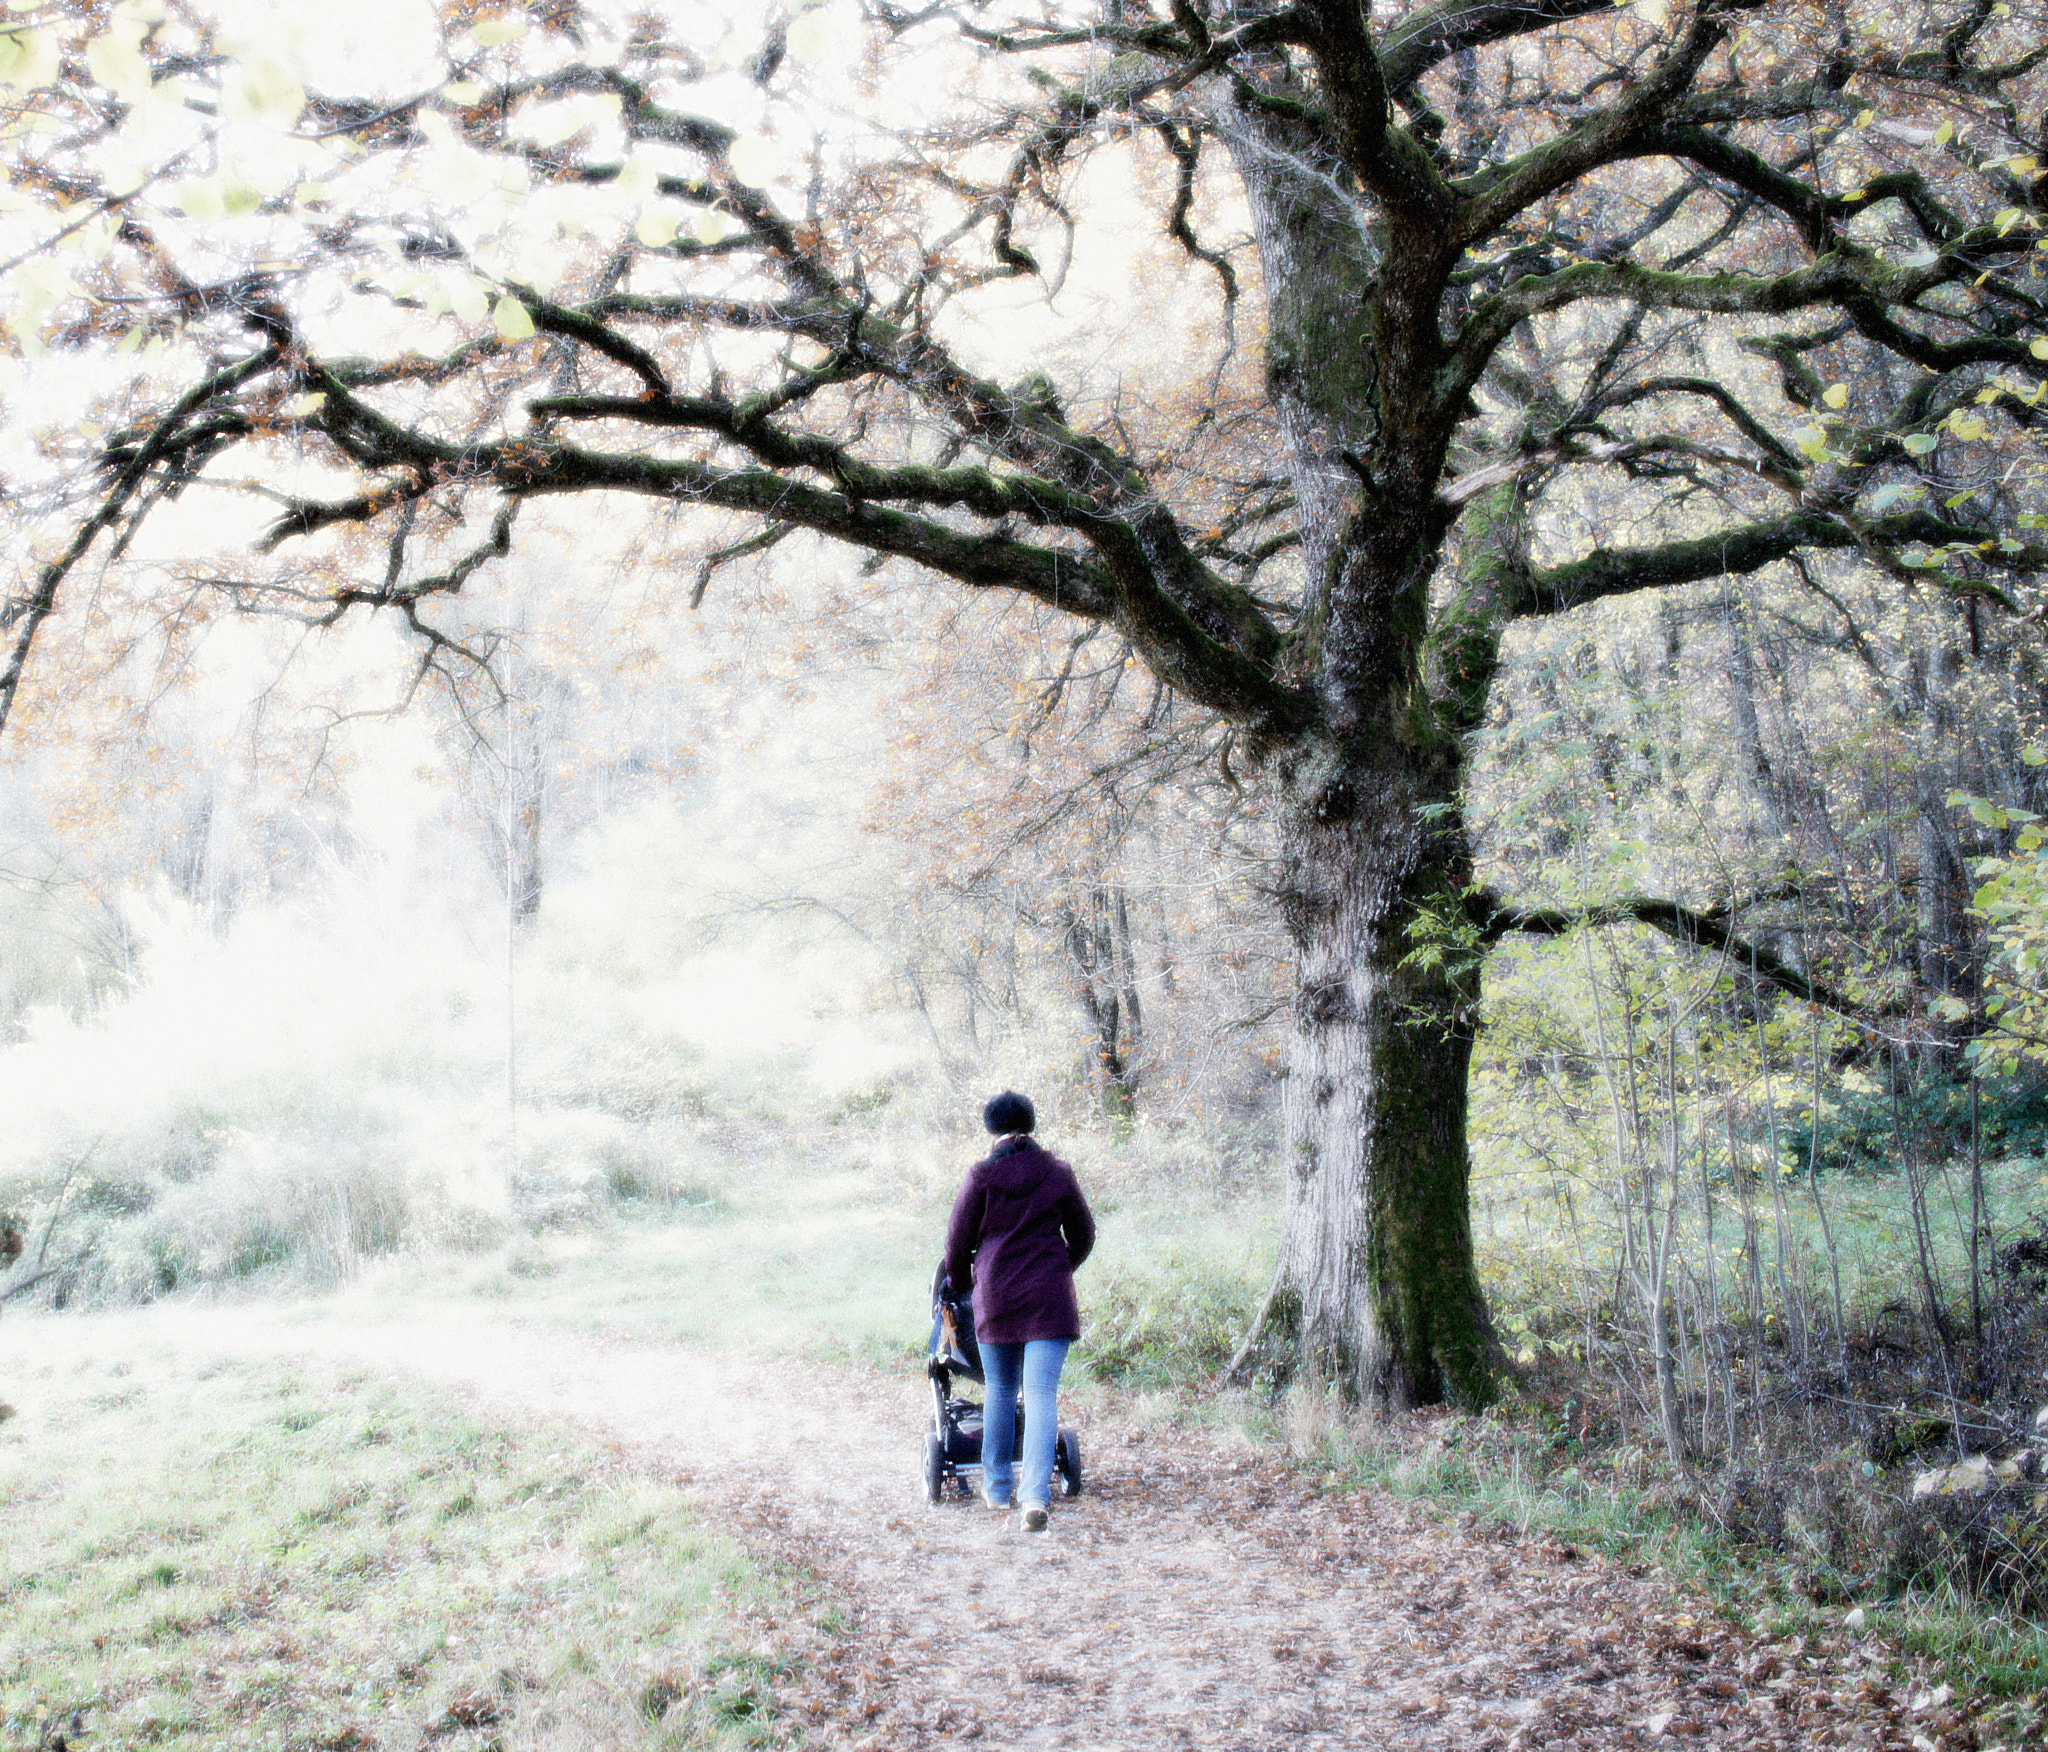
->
[978, 1338, 1071, 1508]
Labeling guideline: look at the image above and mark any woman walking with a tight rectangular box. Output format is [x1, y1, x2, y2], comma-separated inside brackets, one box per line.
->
[944, 1091, 1096, 1531]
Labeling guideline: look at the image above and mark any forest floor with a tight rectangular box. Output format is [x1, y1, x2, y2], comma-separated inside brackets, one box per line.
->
[133, 1303, 1997, 1752]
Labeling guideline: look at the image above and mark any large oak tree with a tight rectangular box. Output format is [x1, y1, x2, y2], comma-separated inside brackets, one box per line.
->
[2, 0, 2044, 1403]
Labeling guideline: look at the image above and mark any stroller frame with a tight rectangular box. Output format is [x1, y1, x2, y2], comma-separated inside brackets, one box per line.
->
[923, 1270, 1081, 1505]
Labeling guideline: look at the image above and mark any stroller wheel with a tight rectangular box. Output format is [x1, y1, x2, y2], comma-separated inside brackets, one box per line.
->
[1056, 1427, 1082, 1498]
[922, 1431, 945, 1505]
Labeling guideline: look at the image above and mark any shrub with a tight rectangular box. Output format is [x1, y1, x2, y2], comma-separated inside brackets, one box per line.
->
[1079, 1255, 1264, 1387]
[1894, 1481, 2048, 1615]
[1781, 1068, 2048, 1176]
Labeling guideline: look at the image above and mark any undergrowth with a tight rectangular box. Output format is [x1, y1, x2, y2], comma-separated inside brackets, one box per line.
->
[1080, 1253, 1268, 1388]
[21, 1089, 2048, 1735]
[1197, 1377, 2048, 1734]
[1066, 1176, 2048, 1727]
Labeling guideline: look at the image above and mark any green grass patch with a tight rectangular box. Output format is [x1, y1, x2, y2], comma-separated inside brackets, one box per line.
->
[400, 1158, 941, 1369]
[0, 1325, 806, 1749]
[378, 1137, 1280, 1393]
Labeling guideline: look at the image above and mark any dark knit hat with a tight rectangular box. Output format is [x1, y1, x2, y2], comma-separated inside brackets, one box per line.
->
[983, 1090, 1036, 1135]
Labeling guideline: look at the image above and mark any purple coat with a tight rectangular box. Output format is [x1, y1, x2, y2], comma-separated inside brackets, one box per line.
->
[944, 1137, 1096, 1343]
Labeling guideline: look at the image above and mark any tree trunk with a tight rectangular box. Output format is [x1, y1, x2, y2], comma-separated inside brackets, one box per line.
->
[1227, 77, 1499, 1409]
[1274, 741, 1497, 1408]
[1907, 615, 1971, 1070]
[1062, 882, 1142, 1122]
[1723, 585, 1794, 838]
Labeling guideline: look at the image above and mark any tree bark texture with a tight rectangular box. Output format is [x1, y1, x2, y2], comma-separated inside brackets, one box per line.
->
[1275, 738, 1496, 1407]
[1232, 95, 1497, 1406]
[1900, 618, 1972, 1070]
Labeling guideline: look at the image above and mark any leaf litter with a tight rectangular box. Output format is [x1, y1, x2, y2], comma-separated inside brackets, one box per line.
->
[162, 1307, 2035, 1752]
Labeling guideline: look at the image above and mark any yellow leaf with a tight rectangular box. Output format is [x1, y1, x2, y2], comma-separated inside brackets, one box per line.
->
[1822, 383, 1849, 409]
[1934, 120, 1954, 146]
[492, 296, 536, 341]
[788, 8, 832, 60]
[1854, 108, 1874, 127]
[515, 93, 619, 148]
[450, 278, 490, 325]
[728, 134, 779, 184]
[285, 392, 327, 416]
[473, 15, 527, 45]
[634, 210, 679, 248]
[221, 58, 305, 126]
[613, 154, 658, 201]
[12, 256, 74, 326]
[86, 27, 152, 102]
[170, 177, 224, 221]
[64, 213, 116, 263]
[0, 26, 59, 89]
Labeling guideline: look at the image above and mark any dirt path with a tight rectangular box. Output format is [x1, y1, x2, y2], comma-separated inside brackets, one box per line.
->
[176, 1310, 1958, 1751]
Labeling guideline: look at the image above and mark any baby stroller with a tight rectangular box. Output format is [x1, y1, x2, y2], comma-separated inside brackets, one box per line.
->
[923, 1262, 1081, 1504]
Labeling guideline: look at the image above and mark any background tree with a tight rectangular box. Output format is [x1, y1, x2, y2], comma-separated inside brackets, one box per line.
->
[1, 0, 2044, 1405]
[863, 591, 1286, 1122]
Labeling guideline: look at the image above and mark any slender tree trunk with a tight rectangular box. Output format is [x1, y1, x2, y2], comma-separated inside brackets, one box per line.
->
[1062, 882, 1141, 1122]
[1804, 1006, 1850, 1378]
[1724, 585, 1792, 837]
[1969, 1068, 1985, 1353]
[1112, 885, 1144, 1084]
[1644, 1166, 1690, 1470]
[1907, 621, 1971, 1070]
[1700, 1105, 1738, 1457]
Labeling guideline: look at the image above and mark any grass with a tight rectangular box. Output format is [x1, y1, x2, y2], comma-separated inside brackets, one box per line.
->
[367, 1139, 945, 1371]
[0, 1118, 1281, 1752]
[1077, 1232, 1274, 1389]
[1457, 1135, 2048, 1700]
[331, 1118, 1281, 1394]
[0, 1322, 810, 1750]
[1472, 1149, 2048, 1357]
[18, 1098, 2048, 1742]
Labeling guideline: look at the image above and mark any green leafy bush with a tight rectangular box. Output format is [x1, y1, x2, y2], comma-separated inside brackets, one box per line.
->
[1780, 1068, 2048, 1176]
[1078, 1254, 1264, 1387]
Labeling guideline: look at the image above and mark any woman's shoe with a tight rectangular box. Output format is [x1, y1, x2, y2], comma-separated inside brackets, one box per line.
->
[981, 1484, 1013, 1511]
[1018, 1504, 1050, 1532]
